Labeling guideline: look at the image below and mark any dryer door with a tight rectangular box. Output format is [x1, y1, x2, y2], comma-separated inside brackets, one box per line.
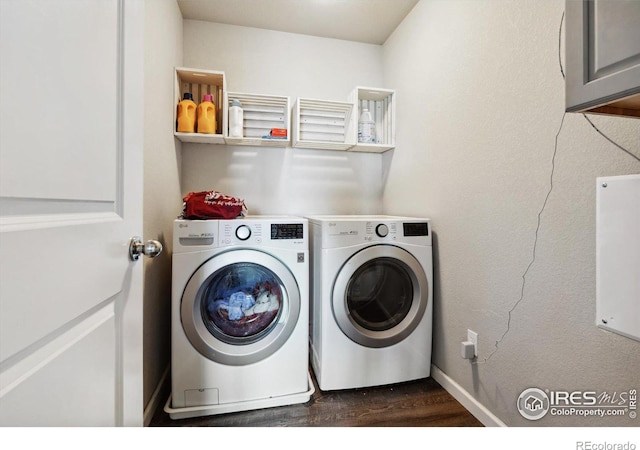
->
[332, 245, 428, 348]
[181, 249, 300, 365]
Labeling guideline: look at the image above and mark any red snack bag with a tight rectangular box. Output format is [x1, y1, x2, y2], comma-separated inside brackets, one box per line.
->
[182, 191, 248, 220]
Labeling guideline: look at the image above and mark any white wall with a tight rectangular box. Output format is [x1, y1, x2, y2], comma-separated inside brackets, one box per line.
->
[382, 0, 640, 426]
[181, 20, 386, 216]
[143, 0, 183, 417]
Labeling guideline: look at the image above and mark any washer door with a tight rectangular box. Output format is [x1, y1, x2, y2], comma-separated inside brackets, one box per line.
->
[181, 249, 300, 366]
[332, 245, 428, 348]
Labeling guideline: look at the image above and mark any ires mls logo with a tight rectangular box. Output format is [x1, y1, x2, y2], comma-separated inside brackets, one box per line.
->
[517, 387, 637, 421]
[518, 388, 550, 420]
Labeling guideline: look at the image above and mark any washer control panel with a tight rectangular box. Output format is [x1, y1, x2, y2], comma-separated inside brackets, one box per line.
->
[219, 220, 307, 247]
[174, 218, 308, 250]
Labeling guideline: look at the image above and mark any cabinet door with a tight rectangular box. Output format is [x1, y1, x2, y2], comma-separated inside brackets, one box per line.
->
[565, 0, 640, 115]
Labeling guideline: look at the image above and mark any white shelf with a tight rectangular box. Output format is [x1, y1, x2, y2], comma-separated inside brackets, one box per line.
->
[349, 86, 395, 153]
[223, 92, 290, 147]
[174, 67, 226, 144]
[172, 70, 396, 154]
[292, 98, 355, 151]
[173, 132, 226, 144]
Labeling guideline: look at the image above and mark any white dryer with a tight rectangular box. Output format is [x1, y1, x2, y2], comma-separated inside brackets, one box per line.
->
[307, 215, 433, 391]
[166, 217, 313, 419]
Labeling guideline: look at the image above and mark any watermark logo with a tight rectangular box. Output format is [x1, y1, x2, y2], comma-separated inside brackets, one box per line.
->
[517, 387, 550, 420]
[517, 387, 637, 421]
[576, 442, 637, 450]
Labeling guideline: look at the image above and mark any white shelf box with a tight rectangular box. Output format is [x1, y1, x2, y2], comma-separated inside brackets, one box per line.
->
[292, 98, 355, 151]
[174, 67, 226, 144]
[349, 87, 395, 153]
[223, 92, 291, 147]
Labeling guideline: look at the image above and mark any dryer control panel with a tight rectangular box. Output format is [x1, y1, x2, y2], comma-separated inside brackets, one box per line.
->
[364, 221, 400, 242]
[310, 216, 431, 248]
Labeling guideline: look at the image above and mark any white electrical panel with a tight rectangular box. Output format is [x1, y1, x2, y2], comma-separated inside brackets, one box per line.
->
[596, 174, 640, 342]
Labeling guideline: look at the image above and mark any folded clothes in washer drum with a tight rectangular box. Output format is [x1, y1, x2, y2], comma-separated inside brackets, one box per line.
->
[181, 190, 248, 220]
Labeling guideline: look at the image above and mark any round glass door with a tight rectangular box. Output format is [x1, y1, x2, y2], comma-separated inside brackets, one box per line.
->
[332, 245, 428, 348]
[202, 262, 284, 345]
[182, 249, 300, 366]
[346, 258, 413, 331]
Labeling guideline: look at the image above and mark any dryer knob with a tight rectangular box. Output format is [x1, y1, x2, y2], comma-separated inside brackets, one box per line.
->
[376, 223, 389, 237]
[235, 225, 252, 241]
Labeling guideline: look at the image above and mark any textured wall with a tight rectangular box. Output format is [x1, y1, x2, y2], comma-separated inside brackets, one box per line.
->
[143, 0, 183, 415]
[181, 20, 386, 216]
[382, 0, 640, 426]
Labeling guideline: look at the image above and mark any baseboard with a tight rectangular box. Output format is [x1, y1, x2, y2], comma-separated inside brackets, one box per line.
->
[430, 364, 507, 427]
[144, 365, 170, 427]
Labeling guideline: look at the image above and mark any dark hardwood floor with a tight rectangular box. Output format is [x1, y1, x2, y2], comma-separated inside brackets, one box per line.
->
[149, 371, 482, 427]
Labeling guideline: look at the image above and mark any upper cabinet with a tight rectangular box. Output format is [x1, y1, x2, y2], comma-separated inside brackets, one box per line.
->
[292, 98, 355, 151]
[174, 67, 226, 143]
[565, 0, 640, 118]
[348, 87, 395, 153]
[224, 92, 291, 147]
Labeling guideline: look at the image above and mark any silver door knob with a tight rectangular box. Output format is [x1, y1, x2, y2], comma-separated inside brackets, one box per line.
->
[129, 236, 163, 261]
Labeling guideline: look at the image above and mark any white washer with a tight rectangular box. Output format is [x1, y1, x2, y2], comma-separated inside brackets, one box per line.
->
[307, 215, 433, 391]
[166, 216, 313, 419]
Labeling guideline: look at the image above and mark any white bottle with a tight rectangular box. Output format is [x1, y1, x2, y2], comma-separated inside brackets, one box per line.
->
[229, 99, 243, 138]
[358, 108, 376, 143]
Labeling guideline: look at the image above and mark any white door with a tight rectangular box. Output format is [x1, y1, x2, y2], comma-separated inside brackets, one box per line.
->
[0, 0, 144, 426]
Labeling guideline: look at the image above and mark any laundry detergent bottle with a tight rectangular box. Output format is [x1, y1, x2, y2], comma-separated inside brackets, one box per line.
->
[197, 94, 216, 134]
[176, 92, 197, 133]
[358, 108, 376, 143]
[228, 99, 243, 138]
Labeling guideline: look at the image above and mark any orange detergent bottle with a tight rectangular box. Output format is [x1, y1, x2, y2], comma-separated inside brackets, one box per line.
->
[176, 93, 197, 133]
[197, 94, 216, 134]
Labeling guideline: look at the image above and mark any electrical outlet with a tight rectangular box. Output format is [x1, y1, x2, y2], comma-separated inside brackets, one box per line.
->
[467, 329, 478, 357]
